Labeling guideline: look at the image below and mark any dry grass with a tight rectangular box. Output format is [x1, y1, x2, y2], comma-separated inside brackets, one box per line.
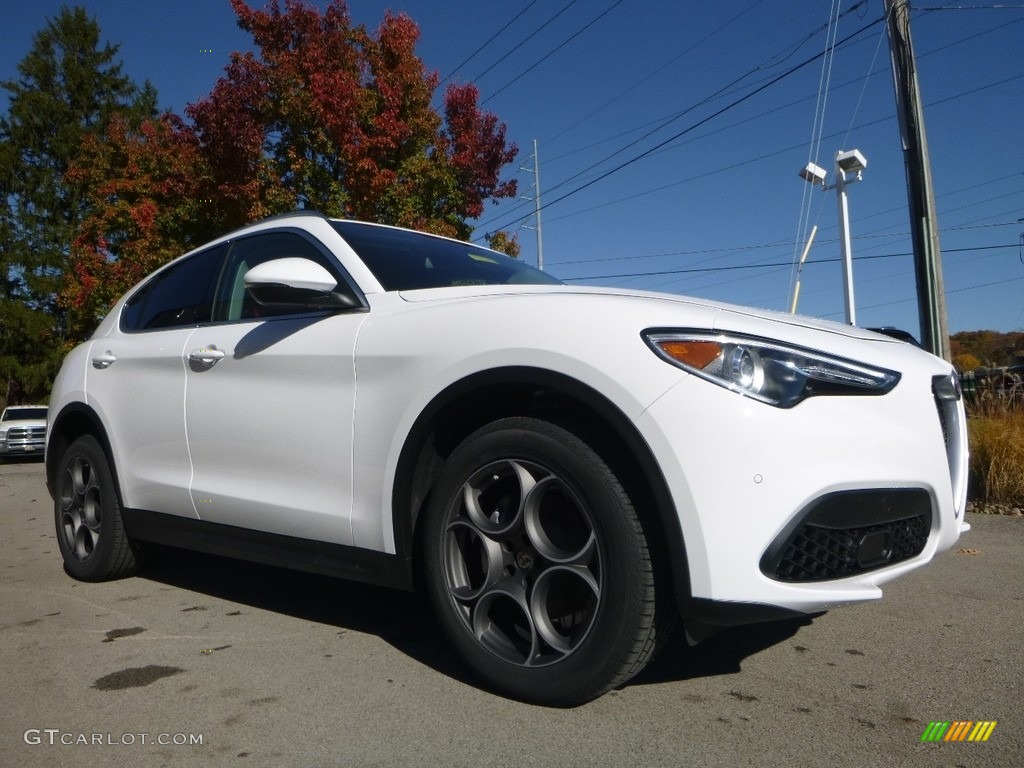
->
[967, 396, 1024, 507]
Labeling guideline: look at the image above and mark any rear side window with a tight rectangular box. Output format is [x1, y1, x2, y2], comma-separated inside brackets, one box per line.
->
[121, 244, 226, 332]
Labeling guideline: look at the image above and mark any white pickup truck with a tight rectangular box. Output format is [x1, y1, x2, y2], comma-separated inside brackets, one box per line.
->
[0, 405, 47, 460]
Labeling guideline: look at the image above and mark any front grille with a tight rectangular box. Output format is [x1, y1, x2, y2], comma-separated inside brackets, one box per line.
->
[934, 396, 949, 447]
[761, 488, 932, 583]
[932, 372, 967, 517]
[3, 425, 46, 451]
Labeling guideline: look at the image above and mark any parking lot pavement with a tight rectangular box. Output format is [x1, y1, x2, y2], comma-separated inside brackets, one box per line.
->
[2, 459, 1021, 767]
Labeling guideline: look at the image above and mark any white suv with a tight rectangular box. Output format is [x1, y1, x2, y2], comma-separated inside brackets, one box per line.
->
[46, 211, 969, 705]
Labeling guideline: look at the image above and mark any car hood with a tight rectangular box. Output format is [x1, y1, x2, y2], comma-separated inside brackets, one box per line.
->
[397, 284, 896, 343]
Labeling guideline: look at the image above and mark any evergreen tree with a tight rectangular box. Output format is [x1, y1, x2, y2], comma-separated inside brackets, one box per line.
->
[0, 5, 156, 403]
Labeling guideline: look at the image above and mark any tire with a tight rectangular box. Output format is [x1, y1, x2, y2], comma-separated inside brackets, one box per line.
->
[54, 435, 139, 581]
[422, 416, 659, 705]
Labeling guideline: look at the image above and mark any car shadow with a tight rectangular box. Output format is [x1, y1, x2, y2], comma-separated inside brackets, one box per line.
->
[629, 616, 814, 687]
[138, 545, 814, 702]
[0, 454, 45, 466]
[138, 544, 470, 682]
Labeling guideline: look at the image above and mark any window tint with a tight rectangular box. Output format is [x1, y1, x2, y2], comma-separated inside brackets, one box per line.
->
[2, 407, 47, 421]
[121, 244, 226, 332]
[213, 231, 343, 322]
[331, 221, 560, 291]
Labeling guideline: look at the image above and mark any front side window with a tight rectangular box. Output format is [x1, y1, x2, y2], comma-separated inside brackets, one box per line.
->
[213, 231, 347, 322]
[331, 221, 560, 291]
[121, 244, 226, 332]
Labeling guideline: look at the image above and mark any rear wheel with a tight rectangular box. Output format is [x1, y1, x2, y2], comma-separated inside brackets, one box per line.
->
[55, 435, 139, 581]
[423, 417, 659, 705]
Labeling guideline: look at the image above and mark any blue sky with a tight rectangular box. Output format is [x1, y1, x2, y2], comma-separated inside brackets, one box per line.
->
[5, 1, 1023, 334]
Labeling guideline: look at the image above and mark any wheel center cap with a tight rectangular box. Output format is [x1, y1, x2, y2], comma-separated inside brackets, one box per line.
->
[514, 550, 535, 571]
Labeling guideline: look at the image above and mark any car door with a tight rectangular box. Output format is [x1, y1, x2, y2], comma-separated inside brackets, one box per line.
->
[184, 229, 366, 545]
[86, 244, 225, 518]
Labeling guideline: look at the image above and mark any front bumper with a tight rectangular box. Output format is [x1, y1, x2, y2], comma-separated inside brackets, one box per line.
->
[0, 436, 46, 456]
[635, 353, 968, 618]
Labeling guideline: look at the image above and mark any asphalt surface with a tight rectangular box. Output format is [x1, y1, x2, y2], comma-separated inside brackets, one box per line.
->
[2, 459, 1021, 768]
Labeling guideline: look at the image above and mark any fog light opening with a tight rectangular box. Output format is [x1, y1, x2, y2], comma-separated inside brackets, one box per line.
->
[856, 531, 893, 569]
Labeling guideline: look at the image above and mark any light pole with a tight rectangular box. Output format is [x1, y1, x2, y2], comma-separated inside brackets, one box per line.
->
[799, 149, 867, 326]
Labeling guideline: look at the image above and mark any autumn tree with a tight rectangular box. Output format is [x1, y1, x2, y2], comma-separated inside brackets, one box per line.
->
[188, 0, 518, 238]
[485, 230, 521, 259]
[63, 114, 213, 340]
[0, 6, 155, 402]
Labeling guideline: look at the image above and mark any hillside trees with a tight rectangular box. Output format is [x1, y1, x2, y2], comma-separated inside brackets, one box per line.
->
[951, 330, 1024, 370]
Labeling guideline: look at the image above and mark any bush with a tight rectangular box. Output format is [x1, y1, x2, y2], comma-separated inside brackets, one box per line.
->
[967, 397, 1024, 507]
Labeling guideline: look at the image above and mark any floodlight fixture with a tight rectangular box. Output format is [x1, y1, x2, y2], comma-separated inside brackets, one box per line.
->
[799, 162, 828, 185]
[836, 149, 867, 174]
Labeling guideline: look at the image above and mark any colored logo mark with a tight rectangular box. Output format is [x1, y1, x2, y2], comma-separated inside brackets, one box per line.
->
[920, 721, 997, 742]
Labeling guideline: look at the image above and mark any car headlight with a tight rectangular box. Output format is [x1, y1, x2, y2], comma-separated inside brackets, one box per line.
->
[643, 330, 900, 408]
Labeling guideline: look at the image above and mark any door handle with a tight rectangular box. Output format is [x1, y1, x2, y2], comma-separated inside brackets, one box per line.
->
[189, 347, 226, 366]
[92, 352, 117, 369]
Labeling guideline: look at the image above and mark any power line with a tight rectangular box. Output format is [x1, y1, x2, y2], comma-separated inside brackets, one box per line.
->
[549, 213, 1024, 269]
[560, 243, 1020, 282]
[477, 14, 887, 236]
[533, 71, 1022, 229]
[474, 8, 888, 235]
[481, 0, 625, 105]
[476, 11, 1021, 237]
[539, 11, 1021, 169]
[766, 237, 1020, 308]
[469, 0, 581, 84]
[914, 4, 1024, 9]
[439, 0, 541, 86]
[791, 0, 847, 307]
[543, 0, 770, 146]
[829, 273, 1024, 317]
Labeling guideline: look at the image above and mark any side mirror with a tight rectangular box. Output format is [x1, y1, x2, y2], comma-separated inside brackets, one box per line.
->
[244, 257, 360, 309]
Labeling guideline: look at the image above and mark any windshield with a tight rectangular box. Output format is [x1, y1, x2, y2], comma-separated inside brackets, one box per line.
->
[331, 221, 560, 291]
[2, 407, 47, 421]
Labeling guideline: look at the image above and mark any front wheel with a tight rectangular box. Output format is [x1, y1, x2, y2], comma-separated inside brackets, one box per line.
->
[54, 435, 139, 581]
[422, 417, 659, 705]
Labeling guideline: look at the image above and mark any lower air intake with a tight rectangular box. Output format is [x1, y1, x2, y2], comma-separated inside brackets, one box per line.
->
[761, 489, 932, 583]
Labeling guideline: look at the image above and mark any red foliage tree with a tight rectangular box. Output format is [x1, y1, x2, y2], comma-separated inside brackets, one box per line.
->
[189, 0, 518, 238]
[63, 113, 211, 340]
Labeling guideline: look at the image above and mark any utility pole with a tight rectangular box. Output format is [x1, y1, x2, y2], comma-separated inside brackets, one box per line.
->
[519, 139, 544, 270]
[531, 139, 544, 270]
[885, 0, 951, 360]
